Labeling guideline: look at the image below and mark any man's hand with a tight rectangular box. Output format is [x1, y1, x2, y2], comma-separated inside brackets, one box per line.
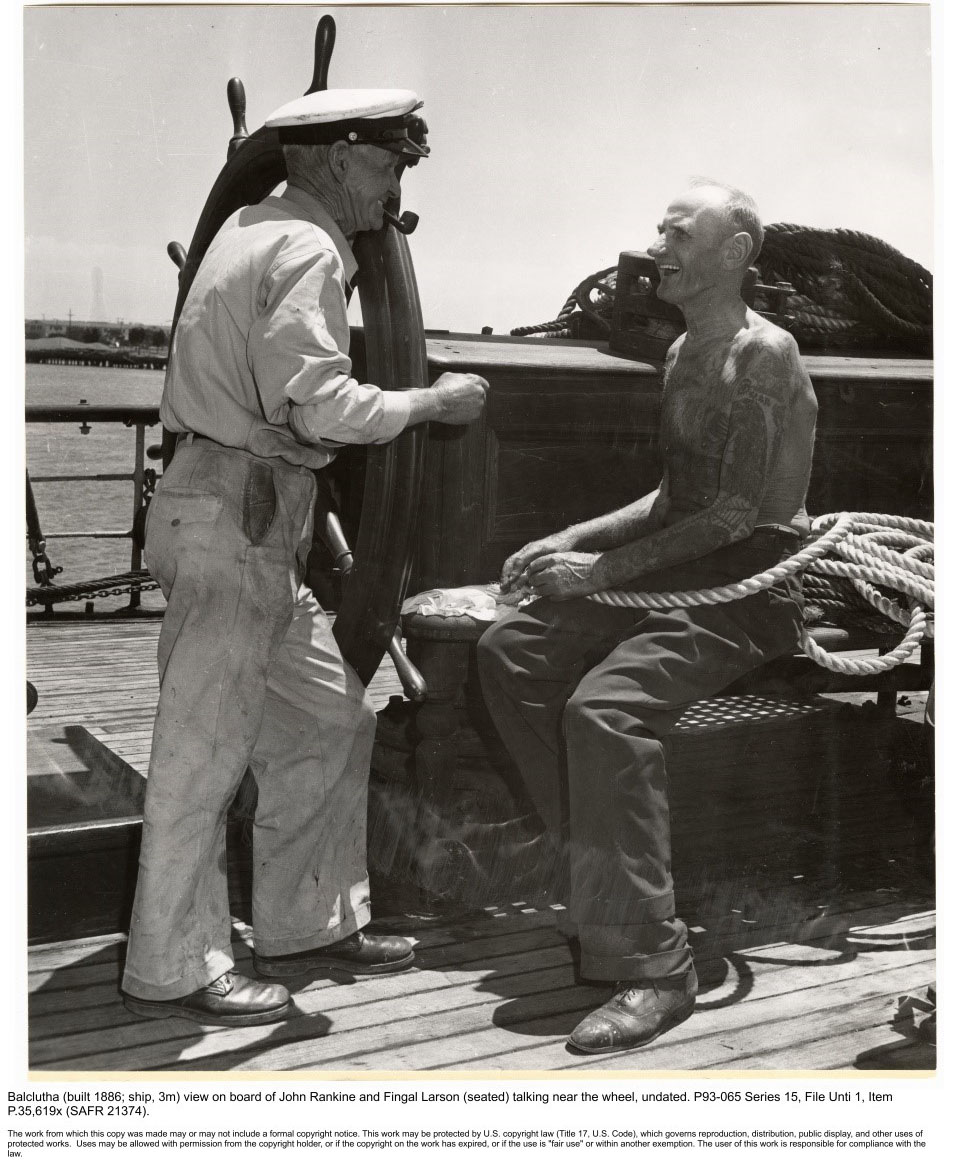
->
[407, 372, 488, 426]
[500, 534, 573, 593]
[431, 372, 489, 423]
[524, 552, 605, 599]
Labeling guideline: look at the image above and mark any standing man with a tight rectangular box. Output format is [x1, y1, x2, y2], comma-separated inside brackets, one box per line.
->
[121, 89, 487, 1026]
[478, 179, 817, 1055]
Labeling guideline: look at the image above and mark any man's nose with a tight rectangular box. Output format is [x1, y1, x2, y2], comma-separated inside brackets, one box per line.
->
[648, 233, 665, 258]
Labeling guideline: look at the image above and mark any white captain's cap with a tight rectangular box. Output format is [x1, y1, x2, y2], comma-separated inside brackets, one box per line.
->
[265, 88, 429, 159]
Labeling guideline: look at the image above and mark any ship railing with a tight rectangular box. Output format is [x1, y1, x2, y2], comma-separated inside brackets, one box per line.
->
[25, 403, 161, 616]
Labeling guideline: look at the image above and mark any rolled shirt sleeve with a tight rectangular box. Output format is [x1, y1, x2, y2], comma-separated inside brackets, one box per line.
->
[248, 246, 410, 447]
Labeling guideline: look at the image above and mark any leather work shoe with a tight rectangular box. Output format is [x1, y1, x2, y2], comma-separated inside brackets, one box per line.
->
[567, 968, 698, 1055]
[253, 930, 415, 979]
[122, 971, 290, 1027]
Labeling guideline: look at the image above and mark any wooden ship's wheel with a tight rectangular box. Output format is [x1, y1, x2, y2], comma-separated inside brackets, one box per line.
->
[163, 15, 428, 690]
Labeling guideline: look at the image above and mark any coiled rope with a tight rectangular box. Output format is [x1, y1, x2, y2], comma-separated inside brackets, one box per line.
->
[511, 266, 617, 339]
[510, 226, 932, 354]
[587, 513, 933, 677]
[757, 225, 932, 351]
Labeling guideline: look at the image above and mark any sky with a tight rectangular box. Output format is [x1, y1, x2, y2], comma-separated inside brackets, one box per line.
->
[22, 1, 934, 334]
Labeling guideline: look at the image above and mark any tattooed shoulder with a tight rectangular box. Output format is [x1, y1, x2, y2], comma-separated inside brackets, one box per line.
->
[731, 324, 801, 410]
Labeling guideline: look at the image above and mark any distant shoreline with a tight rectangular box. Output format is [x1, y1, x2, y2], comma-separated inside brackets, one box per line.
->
[26, 336, 167, 371]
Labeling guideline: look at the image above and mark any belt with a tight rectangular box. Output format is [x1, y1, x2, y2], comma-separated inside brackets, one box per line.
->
[746, 524, 802, 552]
[177, 431, 316, 482]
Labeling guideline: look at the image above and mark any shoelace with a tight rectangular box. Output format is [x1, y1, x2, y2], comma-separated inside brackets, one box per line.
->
[204, 971, 236, 996]
[614, 979, 690, 1003]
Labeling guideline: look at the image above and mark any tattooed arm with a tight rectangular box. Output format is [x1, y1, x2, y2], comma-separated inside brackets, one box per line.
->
[526, 333, 796, 599]
[499, 480, 670, 592]
[565, 479, 671, 549]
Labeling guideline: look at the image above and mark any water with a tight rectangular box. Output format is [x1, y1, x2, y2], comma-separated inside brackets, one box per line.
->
[26, 365, 165, 594]
[25, 364, 165, 411]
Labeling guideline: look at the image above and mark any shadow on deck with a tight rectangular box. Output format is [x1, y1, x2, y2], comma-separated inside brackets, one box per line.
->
[27, 895, 935, 1073]
[26, 617, 935, 1073]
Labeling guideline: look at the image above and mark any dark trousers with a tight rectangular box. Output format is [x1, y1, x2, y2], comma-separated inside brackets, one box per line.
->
[476, 530, 804, 982]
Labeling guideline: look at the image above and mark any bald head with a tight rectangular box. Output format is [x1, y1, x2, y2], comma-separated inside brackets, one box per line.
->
[684, 178, 764, 267]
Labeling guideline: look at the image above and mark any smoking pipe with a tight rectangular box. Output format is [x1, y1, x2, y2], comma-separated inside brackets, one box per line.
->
[383, 209, 419, 235]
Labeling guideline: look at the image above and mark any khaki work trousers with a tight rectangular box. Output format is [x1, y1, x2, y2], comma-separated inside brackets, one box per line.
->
[122, 437, 376, 1001]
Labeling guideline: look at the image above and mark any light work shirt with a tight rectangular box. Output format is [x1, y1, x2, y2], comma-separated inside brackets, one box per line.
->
[160, 184, 411, 468]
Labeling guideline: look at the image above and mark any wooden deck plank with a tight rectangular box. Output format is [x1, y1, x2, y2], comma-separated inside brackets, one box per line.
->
[26, 619, 404, 832]
[26, 619, 404, 727]
[28, 948, 575, 1040]
[28, 907, 933, 1073]
[26, 918, 566, 1011]
[25, 911, 558, 980]
[308, 920, 933, 1070]
[29, 951, 579, 1071]
[399, 960, 935, 1075]
[27, 929, 569, 1024]
[25, 897, 931, 1005]
[25, 897, 930, 990]
[725, 1015, 936, 1071]
[148, 959, 934, 1074]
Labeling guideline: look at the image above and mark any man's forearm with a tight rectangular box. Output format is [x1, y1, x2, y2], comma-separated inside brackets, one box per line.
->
[593, 497, 754, 588]
[404, 386, 442, 427]
[404, 376, 488, 427]
[563, 485, 668, 551]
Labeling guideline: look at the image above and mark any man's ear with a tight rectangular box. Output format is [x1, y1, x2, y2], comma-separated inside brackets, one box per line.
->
[723, 231, 753, 269]
[327, 140, 351, 182]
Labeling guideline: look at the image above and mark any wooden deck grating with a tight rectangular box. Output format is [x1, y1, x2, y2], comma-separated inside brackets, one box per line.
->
[25, 616, 936, 1073]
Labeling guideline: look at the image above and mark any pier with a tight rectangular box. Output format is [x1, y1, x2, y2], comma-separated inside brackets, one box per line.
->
[26, 341, 166, 371]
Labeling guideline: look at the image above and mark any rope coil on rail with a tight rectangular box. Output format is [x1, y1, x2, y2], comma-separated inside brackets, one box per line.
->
[510, 226, 931, 354]
[586, 513, 933, 677]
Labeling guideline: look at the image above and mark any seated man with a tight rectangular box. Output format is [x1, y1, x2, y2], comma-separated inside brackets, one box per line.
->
[478, 179, 818, 1055]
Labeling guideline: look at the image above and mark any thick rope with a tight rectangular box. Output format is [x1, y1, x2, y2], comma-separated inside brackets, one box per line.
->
[511, 266, 616, 339]
[510, 226, 931, 353]
[585, 512, 933, 677]
[758, 225, 932, 350]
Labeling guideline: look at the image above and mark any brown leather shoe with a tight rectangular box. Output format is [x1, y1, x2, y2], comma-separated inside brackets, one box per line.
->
[122, 970, 290, 1027]
[254, 930, 415, 979]
[567, 968, 698, 1055]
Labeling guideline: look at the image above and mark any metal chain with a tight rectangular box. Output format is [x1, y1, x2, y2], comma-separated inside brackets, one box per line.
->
[27, 573, 161, 607]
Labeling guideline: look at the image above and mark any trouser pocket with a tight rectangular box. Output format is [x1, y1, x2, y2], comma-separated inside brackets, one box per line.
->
[242, 462, 277, 546]
[144, 486, 223, 594]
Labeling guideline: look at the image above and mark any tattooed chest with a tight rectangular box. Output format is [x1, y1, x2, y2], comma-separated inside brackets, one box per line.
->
[660, 381, 733, 489]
